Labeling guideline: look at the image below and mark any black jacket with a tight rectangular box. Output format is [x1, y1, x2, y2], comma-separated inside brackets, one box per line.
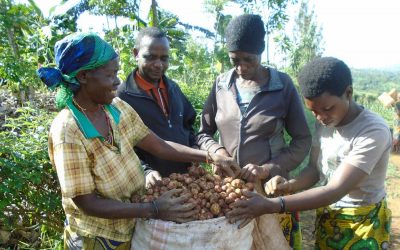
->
[117, 69, 196, 176]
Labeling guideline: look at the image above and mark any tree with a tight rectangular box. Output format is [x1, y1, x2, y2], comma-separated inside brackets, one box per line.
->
[0, 0, 49, 102]
[204, 0, 232, 73]
[285, 1, 324, 76]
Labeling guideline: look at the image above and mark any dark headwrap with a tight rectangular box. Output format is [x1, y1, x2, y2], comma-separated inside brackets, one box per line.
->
[37, 32, 118, 109]
[225, 14, 266, 55]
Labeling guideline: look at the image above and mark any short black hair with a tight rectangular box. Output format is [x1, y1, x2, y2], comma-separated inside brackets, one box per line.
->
[135, 27, 167, 49]
[225, 14, 265, 55]
[298, 57, 352, 98]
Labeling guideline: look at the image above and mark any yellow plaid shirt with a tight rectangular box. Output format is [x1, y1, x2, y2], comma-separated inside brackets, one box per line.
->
[48, 97, 149, 242]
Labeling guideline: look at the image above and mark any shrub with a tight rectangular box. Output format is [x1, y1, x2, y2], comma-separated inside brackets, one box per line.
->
[0, 106, 63, 248]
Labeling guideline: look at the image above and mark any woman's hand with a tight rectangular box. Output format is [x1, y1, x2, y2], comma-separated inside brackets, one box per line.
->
[226, 190, 277, 229]
[145, 171, 162, 188]
[154, 189, 198, 223]
[240, 164, 269, 182]
[210, 153, 241, 177]
[264, 175, 291, 196]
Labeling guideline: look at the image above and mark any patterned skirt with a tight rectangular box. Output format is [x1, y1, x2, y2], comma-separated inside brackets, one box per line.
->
[314, 199, 391, 250]
[64, 225, 131, 250]
[279, 211, 302, 250]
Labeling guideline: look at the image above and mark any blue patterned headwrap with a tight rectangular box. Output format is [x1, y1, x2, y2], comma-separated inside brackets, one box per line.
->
[37, 32, 118, 109]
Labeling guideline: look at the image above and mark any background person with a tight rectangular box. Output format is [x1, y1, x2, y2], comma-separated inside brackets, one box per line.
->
[227, 57, 392, 250]
[195, 14, 311, 249]
[392, 102, 400, 152]
[38, 32, 240, 250]
[117, 27, 197, 187]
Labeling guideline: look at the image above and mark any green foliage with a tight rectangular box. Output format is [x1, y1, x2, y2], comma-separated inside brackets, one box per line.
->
[88, 0, 139, 19]
[352, 68, 400, 95]
[179, 81, 213, 131]
[0, 106, 63, 246]
[283, 0, 324, 77]
[168, 38, 219, 87]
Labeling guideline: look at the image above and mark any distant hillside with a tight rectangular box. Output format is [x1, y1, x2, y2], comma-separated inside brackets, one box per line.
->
[351, 68, 400, 96]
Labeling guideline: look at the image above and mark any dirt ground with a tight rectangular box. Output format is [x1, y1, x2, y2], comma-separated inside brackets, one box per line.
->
[300, 153, 400, 249]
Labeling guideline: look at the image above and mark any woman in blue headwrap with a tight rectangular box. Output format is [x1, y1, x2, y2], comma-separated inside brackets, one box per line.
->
[38, 32, 240, 250]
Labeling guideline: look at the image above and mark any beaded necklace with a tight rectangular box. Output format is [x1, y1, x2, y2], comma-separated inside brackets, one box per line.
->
[72, 98, 114, 146]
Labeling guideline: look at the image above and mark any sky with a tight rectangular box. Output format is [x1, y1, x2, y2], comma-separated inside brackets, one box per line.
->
[32, 0, 400, 69]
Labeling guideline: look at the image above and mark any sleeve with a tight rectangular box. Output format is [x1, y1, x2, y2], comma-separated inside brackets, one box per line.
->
[344, 125, 391, 175]
[133, 148, 154, 176]
[179, 87, 197, 147]
[51, 142, 95, 198]
[195, 82, 225, 153]
[312, 121, 322, 147]
[140, 158, 153, 176]
[269, 77, 312, 173]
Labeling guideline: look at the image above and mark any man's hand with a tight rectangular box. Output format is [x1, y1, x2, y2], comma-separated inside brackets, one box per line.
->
[210, 152, 240, 177]
[240, 164, 269, 182]
[211, 148, 231, 175]
[226, 190, 275, 229]
[145, 171, 162, 188]
[264, 175, 291, 196]
[155, 189, 198, 223]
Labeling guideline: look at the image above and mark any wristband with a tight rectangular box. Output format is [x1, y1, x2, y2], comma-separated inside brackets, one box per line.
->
[278, 196, 286, 213]
[152, 200, 159, 218]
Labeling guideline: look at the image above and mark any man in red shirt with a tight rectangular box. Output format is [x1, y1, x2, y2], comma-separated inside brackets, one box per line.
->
[117, 27, 197, 187]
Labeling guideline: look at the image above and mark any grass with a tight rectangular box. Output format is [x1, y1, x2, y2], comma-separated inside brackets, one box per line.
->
[387, 161, 400, 179]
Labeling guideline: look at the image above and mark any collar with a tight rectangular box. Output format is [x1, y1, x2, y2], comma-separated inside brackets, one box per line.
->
[66, 99, 121, 139]
[135, 71, 166, 91]
[220, 67, 284, 91]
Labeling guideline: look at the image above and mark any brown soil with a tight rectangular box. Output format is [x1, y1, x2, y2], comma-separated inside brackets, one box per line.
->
[300, 153, 400, 249]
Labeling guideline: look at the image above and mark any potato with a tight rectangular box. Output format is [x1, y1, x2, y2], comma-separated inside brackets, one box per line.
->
[161, 177, 170, 186]
[204, 191, 212, 200]
[197, 192, 205, 199]
[206, 182, 215, 190]
[226, 187, 234, 194]
[169, 173, 177, 180]
[209, 193, 219, 204]
[167, 180, 178, 189]
[218, 199, 225, 207]
[225, 197, 234, 204]
[205, 173, 215, 182]
[234, 188, 242, 196]
[228, 192, 238, 200]
[231, 179, 244, 189]
[223, 177, 233, 184]
[184, 177, 193, 185]
[213, 175, 222, 181]
[210, 203, 221, 215]
[191, 188, 199, 195]
[219, 192, 227, 199]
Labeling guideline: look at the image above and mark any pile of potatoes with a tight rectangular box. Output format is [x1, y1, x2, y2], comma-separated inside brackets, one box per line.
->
[131, 166, 255, 221]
